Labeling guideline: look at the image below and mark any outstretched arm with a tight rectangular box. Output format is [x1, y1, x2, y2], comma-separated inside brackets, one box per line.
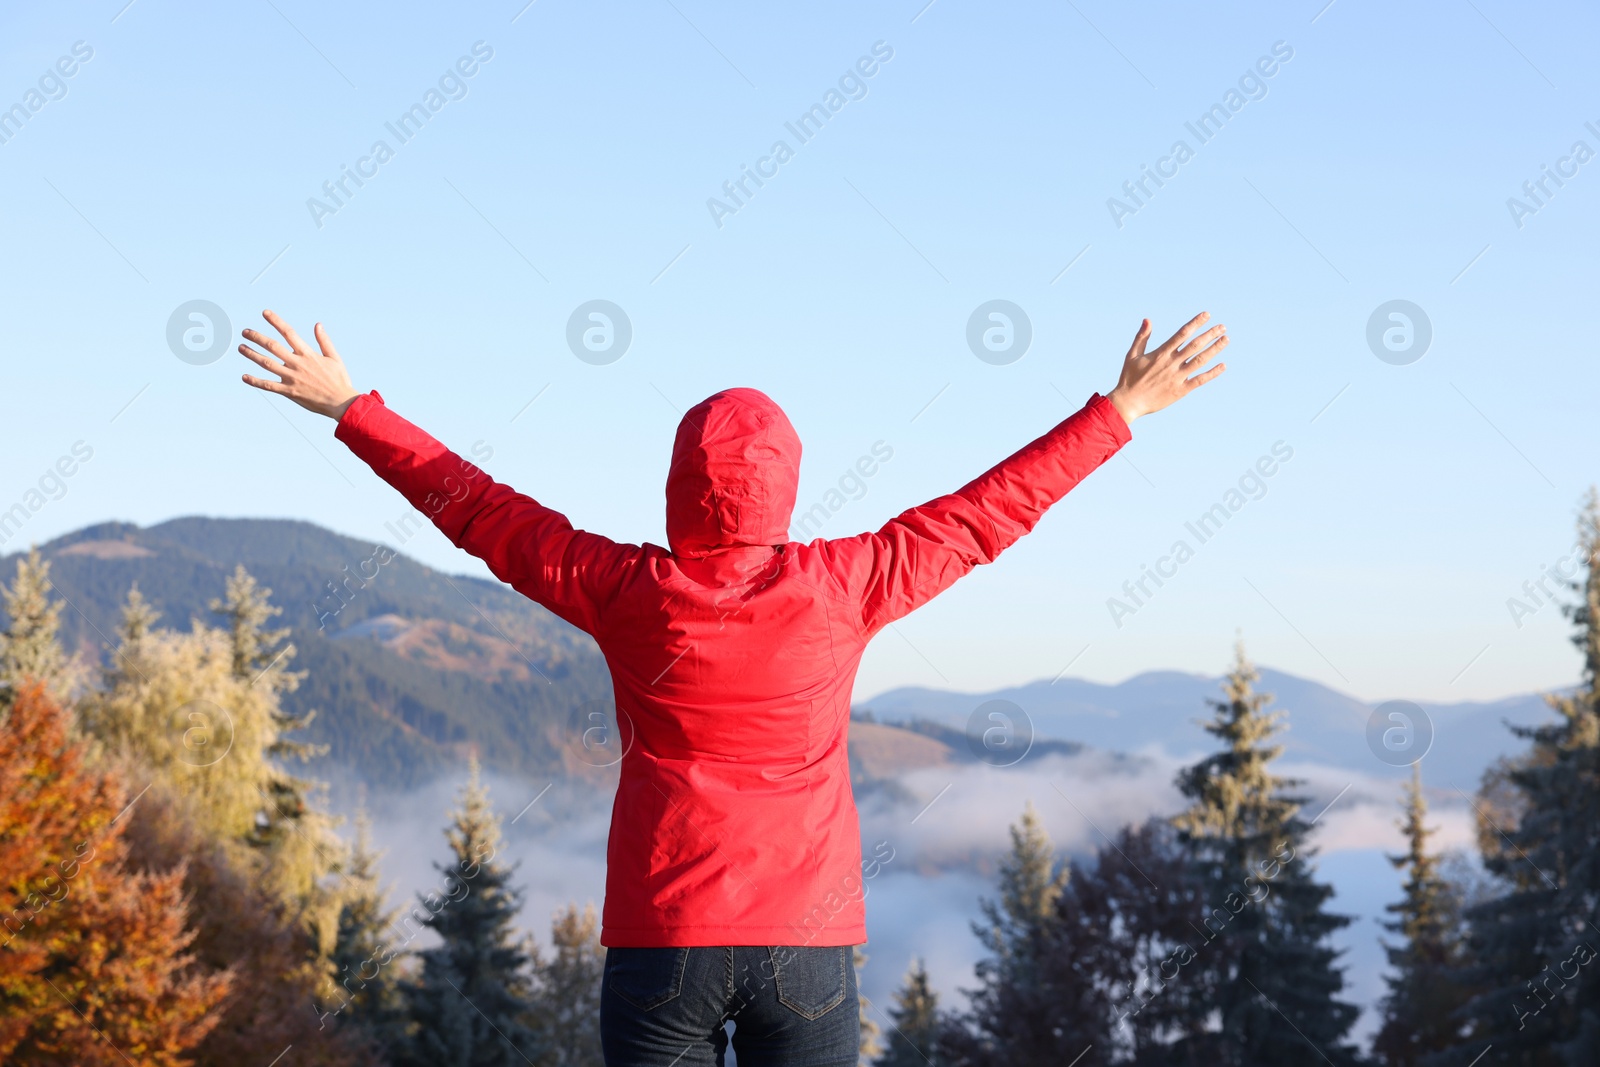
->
[820, 313, 1227, 634]
[238, 311, 636, 634]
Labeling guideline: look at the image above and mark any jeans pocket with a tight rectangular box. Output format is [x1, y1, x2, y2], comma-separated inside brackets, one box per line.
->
[605, 947, 690, 1012]
[770, 945, 851, 1020]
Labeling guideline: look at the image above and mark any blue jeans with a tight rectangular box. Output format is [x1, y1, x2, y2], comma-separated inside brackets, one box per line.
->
[600, 945, 860, 1067]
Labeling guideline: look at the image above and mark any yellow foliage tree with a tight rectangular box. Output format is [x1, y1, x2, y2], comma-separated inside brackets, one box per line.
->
[80, 570, 347, 990]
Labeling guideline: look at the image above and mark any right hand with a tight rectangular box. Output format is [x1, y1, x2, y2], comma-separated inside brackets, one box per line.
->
[1107, 312, 1228, 425]
[238, 310, 362, 421]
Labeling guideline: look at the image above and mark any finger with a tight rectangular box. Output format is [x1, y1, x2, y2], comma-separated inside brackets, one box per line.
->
[242, 328, 295, 363]
[242, 374, 291, 395]
[1177, 324, 1227, 361]
[1157, 311, 1210, 355]
[237, 343, 286, 374]
[1180, 345, 1220, 374]
[313, 322, 341, 362]
[1184, 363, 1226, 390]
[1181, 334, 1229, 368]
[1126, 318, 1152, 361]
[262, 309, 312, 354]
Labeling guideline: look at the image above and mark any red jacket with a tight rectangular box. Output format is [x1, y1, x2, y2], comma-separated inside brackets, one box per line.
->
[335, 388, 1131, 946]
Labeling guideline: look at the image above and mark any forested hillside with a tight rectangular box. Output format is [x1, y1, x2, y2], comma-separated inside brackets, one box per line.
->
[5, 517, 612, 787]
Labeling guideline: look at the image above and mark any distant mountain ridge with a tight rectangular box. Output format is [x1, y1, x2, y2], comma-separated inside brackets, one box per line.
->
[859, 671, 1559, 790]
[4, 517, 1560, 796]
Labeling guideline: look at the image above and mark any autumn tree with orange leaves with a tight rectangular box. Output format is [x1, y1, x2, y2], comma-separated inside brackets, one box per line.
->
[0, 683, 232, 1067]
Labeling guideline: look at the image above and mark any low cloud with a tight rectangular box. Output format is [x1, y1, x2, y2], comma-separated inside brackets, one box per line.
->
[336, 747, 1479, 1048]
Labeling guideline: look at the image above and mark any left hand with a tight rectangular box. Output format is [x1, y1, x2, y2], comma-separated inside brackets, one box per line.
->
[238, 310, 361, 421]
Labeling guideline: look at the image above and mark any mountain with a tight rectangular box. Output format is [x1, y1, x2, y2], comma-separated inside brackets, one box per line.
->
[10, 517, 612, 788]
[5, 517, 1560, 797]
[857, 671, 1560, 791]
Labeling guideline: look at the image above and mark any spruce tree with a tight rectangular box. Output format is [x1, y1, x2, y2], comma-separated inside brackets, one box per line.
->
[947, 802, 1106, 1067]
[209, 566, 342, 934]
[1444, 492, 1600, 1067]
[72, 582, 155, 725]
[878, 957, 941, 1067]
[0, 547, 81, 710]
[1372, 764, 1473, 1065]
[404, 758, 542, 1067]
[80, 576, 349, 1021]
[982, 802, 1065, 968]
[83, 585, 259, 837]
[117, 582, 158, 654]
[531, 903, 604, 1067]
[1164, 642, 1361, 1066]
[1076, 819, 1208, 1065]
[1552, 492, 1600, 1064]
[328, 812, 412, 1060]
[211, 562, 290, 682]
[209, 565, 328, 853]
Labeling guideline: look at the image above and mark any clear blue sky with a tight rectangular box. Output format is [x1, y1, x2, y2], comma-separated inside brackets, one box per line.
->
[2, 0, 1595, 705]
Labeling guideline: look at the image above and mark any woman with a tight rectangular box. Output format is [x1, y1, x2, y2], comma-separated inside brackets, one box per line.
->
[239, 310, 1226, 1066]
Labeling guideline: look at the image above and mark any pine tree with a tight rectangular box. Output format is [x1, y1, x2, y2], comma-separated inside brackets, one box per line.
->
[211, 562, 291, 682]
[946, 802, 1094, 1067]
[327, 811, 412, 1060]
[1372, 764, 1473, 1065]
[83, 576, 342, 916]
[70, 580, 380, 1065]
[1443, 492, 1600, 1067]
[0, 547, 81, 710]
[80, 576, 352, 1034]
[985, 802, 1066, 962]
[1091, 819, 1215, 1066]
[0, 683, 233, 1066]
[531, 903, 605, 1067]
[210, 565, 330, 857]
[117, 582, 159, 657]
[946, 814, 1203, 1067]
[1030, 820, 1208, 1067]
[80, 584, 275, 841]
[404, 758, 542, 1067]
[1163, 641, 1361, 1066]
[878, 957, 941, 1067]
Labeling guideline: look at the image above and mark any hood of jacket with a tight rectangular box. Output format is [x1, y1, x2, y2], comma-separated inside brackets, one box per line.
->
[666, 388, 801, 557]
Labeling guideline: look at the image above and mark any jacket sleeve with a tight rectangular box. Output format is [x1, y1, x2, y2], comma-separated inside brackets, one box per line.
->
[816, 393, 1131, 635]
[333, 391, 637, 635]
